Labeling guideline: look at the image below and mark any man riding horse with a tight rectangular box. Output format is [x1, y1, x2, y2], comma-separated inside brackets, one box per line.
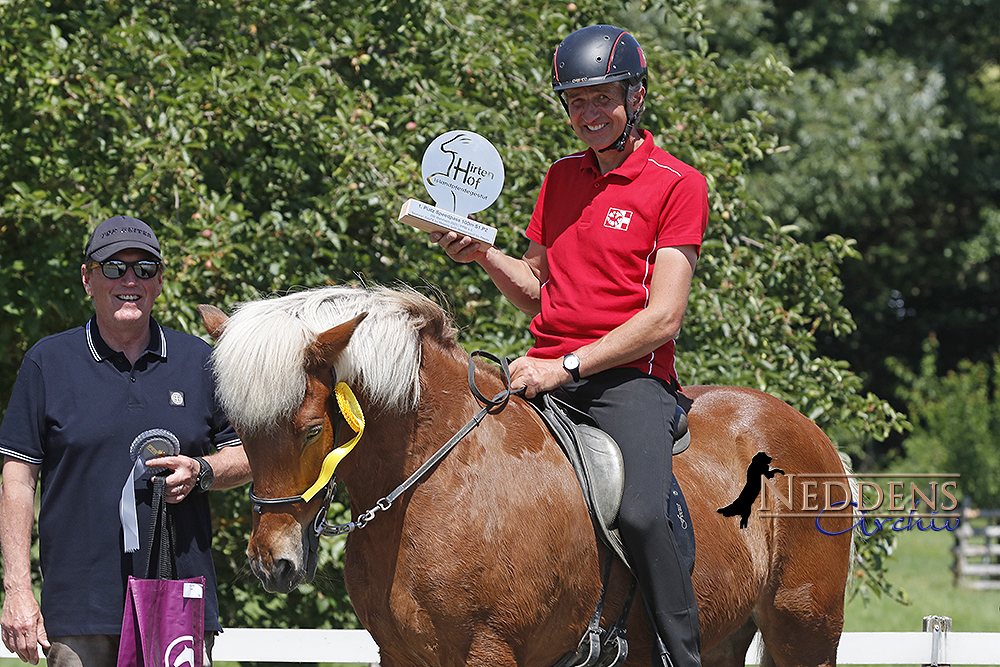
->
[431, 24, 707, 667]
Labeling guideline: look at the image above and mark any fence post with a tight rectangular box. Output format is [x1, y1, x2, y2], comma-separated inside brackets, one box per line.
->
[922, 615, 952, 667]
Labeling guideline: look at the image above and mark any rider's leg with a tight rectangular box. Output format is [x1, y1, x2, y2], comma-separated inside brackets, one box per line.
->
[562, 368, 701, 667]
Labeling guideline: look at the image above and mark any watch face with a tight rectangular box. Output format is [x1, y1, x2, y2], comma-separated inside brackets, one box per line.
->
[197, 459, 214, 490]
[563, 354, 581, 381]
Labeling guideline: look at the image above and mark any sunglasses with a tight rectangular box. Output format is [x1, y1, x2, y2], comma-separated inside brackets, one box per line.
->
[90, 259, 162, 280]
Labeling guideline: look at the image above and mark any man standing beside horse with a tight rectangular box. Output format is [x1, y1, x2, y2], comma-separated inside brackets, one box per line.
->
[431, 24, 707, 667]
[0, 216, 252, 666]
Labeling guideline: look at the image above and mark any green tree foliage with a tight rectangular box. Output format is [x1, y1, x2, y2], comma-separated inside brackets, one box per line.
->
[701, 0, 1000, 461]
[888, 337, 1000, 508]
[1, 0, 906, 626]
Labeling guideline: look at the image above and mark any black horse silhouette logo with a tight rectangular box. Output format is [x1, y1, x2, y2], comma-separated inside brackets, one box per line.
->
[717, 452, 784, 529]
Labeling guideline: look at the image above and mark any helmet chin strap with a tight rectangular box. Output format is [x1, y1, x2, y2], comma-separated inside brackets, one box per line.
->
[598, 110, 636, 154]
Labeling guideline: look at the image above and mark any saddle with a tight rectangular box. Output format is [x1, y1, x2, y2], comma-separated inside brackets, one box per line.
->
[529, 392, 696, 667]
[530, 393, 696, 573]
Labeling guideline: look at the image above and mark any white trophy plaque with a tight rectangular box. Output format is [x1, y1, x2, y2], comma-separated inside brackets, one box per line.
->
[398, 130, 505, 245]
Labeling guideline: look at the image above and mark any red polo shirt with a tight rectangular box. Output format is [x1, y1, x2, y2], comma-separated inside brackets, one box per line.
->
[525, 131, 708, 384]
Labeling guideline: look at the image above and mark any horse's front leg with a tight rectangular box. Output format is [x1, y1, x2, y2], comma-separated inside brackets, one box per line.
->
[464, 632, 521, 667]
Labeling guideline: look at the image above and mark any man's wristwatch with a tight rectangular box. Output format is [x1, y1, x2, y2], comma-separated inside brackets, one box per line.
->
[562, 353, 581, 382]
[192, 456, 214, 493]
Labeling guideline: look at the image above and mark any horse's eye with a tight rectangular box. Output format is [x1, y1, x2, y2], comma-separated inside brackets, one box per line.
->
[304, 425, 323, 442]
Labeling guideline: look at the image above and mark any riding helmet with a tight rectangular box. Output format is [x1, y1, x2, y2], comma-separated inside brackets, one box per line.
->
[552, 25, 648, 93]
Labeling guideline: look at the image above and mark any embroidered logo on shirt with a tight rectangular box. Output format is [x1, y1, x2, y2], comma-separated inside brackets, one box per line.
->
[604, 207, 633, 231]
[169, 391, 185, 407]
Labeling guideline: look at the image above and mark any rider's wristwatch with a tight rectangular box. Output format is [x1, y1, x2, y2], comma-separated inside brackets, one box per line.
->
[192, 456, 214, 493]
[562, 353, 581, 382]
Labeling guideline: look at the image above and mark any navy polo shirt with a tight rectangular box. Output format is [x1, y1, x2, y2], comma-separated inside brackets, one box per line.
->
[0, 317, 240, 636]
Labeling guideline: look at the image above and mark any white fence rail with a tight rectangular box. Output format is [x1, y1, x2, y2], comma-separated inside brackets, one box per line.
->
[209, 629, 997, 665]
[953, 507, 1000, 589]
[4, 624, 998, 665]
[215, 628, 379, 663]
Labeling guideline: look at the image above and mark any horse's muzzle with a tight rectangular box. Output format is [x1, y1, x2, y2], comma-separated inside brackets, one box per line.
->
[251, 555, 305, 594]
[248, 514, 321, 593]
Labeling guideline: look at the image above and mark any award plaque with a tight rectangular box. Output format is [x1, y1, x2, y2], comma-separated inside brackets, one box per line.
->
[398, 130, 505, 245]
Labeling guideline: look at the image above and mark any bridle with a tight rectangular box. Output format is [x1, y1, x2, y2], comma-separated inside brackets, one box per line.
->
[248, 351, 516, 537]
[248, 375, 365, 535]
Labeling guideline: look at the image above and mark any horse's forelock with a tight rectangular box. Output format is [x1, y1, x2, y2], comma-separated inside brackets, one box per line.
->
[210, 298, 314, 434]
[210, 286, 453, 433]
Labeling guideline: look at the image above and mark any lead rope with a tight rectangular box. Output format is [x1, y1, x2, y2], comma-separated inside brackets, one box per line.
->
[319, 351, 516, 536]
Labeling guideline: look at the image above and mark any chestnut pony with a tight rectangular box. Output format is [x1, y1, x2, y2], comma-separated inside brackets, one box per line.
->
[199, 285, 854, 667]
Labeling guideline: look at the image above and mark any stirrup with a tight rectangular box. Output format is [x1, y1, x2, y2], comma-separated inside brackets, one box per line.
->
[554, 626, 601, 667]
[595, 632, 627, 667]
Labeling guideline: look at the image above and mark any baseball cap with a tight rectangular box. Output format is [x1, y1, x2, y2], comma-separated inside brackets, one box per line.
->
[85, 216, 162, 262]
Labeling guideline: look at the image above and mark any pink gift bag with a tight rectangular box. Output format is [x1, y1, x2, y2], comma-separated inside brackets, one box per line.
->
[117, 475, 205, 667]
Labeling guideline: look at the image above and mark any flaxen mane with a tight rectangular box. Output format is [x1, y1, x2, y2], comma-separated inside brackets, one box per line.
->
[210, 285, 457, 434]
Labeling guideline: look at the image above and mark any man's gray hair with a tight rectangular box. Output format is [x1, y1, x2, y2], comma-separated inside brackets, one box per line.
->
[625, 81, 645, 124]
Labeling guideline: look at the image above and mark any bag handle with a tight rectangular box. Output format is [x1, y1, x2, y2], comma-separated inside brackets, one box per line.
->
[144, 475, 178, 580]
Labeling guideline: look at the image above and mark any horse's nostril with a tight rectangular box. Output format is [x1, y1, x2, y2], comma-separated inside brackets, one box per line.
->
[269, 558, 300, 593]
[273, 558, 295, 580]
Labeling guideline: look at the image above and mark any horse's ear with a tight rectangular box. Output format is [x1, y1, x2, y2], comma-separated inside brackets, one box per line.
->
[307, 312, 369, 369]
[197, 304, 229, 341]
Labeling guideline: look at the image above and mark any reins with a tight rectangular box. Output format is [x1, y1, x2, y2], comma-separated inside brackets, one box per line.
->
[250, 350, 518, 537]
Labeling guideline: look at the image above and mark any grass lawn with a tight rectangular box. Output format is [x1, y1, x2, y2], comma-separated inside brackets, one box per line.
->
[844, 522, 1000, 633]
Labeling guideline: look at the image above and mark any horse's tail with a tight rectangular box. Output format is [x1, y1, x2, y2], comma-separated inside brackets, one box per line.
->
[838, 450, 861, 576]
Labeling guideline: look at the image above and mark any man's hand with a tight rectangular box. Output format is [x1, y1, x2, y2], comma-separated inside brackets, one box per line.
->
[509, 356, 573, 399]
[143, 455, 200, 504]
[1, 591, 49, 665]
[429, 231, 486, 264]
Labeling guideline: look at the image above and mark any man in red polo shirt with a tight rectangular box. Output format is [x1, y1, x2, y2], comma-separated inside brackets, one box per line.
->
[431, 25, 707, 667]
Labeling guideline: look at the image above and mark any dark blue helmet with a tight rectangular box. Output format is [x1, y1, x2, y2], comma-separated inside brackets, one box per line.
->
[552, 25, 648, 93]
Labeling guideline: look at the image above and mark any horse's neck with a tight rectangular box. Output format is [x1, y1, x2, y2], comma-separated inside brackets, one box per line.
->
[338, 403, 417, 512]
[340, 344, 480, 510]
